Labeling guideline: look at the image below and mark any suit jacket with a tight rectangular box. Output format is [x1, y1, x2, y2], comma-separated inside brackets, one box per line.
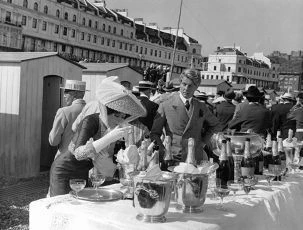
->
[49, 99, 86, 157]
[228, 103, 272, 137]
[271, 103, 296, 138]
[138, 96, 159, 131]
[215, 101, 236, 130]
[150, 92, 222, 163]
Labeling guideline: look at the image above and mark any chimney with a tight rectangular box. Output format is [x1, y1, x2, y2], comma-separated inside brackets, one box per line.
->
[115, 9, 128, 17]
[134, 18, 144, 24]
[148, 22, 159, 29]
[217, 46, 221, 51]
[94, 0, 106, 8]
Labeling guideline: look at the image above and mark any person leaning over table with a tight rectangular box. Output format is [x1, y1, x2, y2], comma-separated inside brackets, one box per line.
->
[49, 76, 146, 197]
[49, 80, 87, 159]
[150, 68, 222, 167]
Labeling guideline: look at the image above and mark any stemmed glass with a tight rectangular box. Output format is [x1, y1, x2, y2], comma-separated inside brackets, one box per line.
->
[90, 173, 106, 198]
[214, 180, 230, 211]
[69, 179, 86, 199]
[263, 170, 276, 186]
[242, 183, 252, 197]
[227, 180, 242, 200]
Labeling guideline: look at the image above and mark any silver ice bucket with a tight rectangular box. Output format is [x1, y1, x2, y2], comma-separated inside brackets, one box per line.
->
[133, 172, 175, 223]
[175, 173, 209, 213]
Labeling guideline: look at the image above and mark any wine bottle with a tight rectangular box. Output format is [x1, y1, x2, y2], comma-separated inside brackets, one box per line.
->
[161, 136, 173, 171]
[270, 139, 281, 181]
[278, 136, 286, 172]
[254, 149, 264, 175]
[216, 140, 230, 187]
[186, 138, 196, 166]
[226, 138, 234, 181]
[264, 132, 272, 169]
[240, 138, 255, 178]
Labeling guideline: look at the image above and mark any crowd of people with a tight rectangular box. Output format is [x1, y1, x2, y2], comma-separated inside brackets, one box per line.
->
[47, 67, 303, 197]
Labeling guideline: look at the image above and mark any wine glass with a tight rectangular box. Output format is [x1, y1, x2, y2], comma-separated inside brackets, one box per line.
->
[242, 183, 252, 197]
[90, 173, 106, 198]
[263, 170, 276, 186]
[214, 180, 230, 211]
[69, 179, 86, 198]
[227, 180, 242, 200]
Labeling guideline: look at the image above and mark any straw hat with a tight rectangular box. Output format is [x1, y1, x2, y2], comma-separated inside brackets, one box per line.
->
[60, 80, 88, 91]
[281, 92, 294, 101]
[136, 80, 156, 90]
[96, 77, 146, 118]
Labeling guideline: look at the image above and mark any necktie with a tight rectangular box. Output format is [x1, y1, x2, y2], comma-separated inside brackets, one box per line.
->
[185, 100, 190, 110]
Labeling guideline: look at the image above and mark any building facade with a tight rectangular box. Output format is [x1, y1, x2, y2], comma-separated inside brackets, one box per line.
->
[0, 0, 203, 76]
[201, 46, 279, 89]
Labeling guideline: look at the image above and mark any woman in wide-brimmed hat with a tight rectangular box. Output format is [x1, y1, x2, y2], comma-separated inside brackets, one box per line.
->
[49, 76, 146, 196]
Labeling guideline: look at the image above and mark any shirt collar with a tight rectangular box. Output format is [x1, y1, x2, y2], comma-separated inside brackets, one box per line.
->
[72, 99, 86, 105]
[179, 92, 192, 104]
[140, 93, 149, 98]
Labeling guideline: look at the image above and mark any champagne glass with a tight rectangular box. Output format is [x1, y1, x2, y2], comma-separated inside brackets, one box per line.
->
[214, 180, 230, 211]
[69, 179, 86, 198]
[227, 180, 242, 200]
[263, 170, 276, 186]
[90, 173, 106, 198]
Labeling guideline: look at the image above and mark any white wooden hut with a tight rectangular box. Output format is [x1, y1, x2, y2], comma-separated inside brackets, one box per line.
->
[197, 80, 232, 96]
[0, 52, 85, 178]
[81, 63, 143, 102]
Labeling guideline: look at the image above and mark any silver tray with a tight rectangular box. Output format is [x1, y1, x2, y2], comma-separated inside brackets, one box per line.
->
[70, 188, 123, 202]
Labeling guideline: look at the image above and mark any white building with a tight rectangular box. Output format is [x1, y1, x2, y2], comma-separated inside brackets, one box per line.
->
[201, 46, 279, 89]
[0, 0, 203, 78]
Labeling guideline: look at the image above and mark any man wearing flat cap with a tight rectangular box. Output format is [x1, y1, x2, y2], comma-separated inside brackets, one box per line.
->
[228, 86, 272, 137]
[49, 80, 86, 159]
[271, 92, 296, 138]
[151, 68, 222, 165]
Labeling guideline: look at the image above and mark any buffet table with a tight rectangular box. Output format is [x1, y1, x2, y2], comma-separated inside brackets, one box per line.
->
[29, 173, 303, 230]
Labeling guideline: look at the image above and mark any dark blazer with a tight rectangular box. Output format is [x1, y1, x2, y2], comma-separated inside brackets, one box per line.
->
[228, 103, 272, 137]
[150, 92, 222, 163]
[215, 100, 236, 131]
[138, 96, 159, 131]
[271, 103, 296, 138]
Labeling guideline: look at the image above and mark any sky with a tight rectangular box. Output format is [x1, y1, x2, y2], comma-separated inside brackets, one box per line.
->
[107, 0, 303, 57]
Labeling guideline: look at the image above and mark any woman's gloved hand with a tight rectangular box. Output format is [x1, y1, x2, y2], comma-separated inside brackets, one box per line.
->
[93, 125, 131, 153]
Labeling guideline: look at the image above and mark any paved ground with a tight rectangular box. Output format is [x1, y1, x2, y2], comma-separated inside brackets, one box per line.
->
[0, 173, 49, 230]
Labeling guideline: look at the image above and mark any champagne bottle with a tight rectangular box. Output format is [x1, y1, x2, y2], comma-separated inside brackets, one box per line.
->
[226, 138, 234, 181]
[147, 140, 156, 156]
[264, 132, 272, 169]
[287, 129, 294, 142]
[125, 125, 135, 147]
[240, 138, 255, 178]
[137, 140, 148, 171]
[276, 130, 281, 140]
[185, 138, 196, 166]
[216, 140, 230, 187]
[270, 139, 281, 181]
[147, 145, 160, 170]
[144, 134, 151, 147]
[161, 136, 173, 171]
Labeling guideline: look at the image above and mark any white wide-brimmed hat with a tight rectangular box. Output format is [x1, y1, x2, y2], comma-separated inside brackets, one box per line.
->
[96, 76, 146, 120]
[281, 92, 294, 101]
[60, 80, 88, 91]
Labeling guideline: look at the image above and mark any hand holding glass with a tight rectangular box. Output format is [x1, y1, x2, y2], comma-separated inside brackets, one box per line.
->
[69, 179, 86, 198]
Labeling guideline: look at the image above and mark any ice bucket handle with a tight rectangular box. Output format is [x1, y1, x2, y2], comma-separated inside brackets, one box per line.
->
[135, 183, 160, 200]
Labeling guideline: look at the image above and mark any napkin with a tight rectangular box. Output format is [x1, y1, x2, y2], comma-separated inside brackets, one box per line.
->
[116, 145, 140, 164]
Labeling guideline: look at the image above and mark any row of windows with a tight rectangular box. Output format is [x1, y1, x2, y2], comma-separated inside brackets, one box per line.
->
[18, 0, 133, 39]
[201, 74, 231, 82]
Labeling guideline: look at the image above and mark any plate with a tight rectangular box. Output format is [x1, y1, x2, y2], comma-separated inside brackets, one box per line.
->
[70, 188, 123, 202]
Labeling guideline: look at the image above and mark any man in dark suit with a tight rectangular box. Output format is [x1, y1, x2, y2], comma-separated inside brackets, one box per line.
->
[151, 69, 222, 164]
[137, 80, 159, 131]
[215, 89, 236, 131]
[271, 92, 296, 138]
[228, 86, 272, 138]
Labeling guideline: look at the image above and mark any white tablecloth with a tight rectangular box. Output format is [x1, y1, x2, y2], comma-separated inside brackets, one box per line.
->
[29, 173, 303, 230]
